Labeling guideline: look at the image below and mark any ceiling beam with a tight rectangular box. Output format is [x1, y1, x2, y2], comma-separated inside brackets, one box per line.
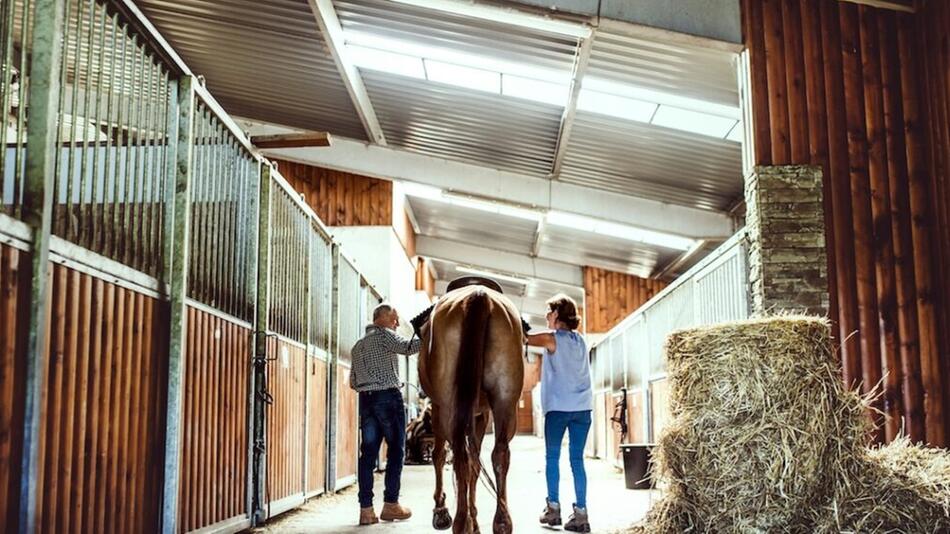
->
[416, 236, 584, 288]
[250, 132, 332, 149]
[549, 31, 595, 179]
[308, 0, 387, 145]
[263, 138, 734, 239]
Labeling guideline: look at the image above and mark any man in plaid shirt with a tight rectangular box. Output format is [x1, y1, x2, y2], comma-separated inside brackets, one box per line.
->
[350, 303, 421, 526]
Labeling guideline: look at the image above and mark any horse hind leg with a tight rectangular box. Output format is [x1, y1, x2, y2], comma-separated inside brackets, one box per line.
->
[490, 405, 516, 534]
[469, 413, 490, 534]
[432, 431, 453, 530]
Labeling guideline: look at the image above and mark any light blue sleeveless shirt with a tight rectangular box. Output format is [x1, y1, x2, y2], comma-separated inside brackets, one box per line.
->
[541, 330, 594, 414]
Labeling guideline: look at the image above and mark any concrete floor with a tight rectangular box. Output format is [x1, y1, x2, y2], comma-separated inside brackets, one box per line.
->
[254, 434, 654, 534]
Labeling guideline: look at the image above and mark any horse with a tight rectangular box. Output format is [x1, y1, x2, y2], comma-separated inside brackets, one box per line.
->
[416, 281, 525, 534]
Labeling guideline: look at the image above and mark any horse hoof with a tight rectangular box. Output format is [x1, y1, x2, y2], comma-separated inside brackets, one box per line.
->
[432, 507, 453, 530]
[493, 515, 513, 534]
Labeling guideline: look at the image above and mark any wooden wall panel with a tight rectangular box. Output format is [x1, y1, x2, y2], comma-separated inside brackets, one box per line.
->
[36, 264, 168, 534]
[266, 338, 306, 503]
[583, 267, 666, 333]
[742, 0, 950, 446]
[0, 244, 27, 533]
[178, 307, 251, 533]
[415, 258, 436, 300]
[650, 379, 671, 442]
[306, 356, 328, 496]
[335, 365, 358, 482]
[626, 392, 646, 444]
[273, 159, 392, 227]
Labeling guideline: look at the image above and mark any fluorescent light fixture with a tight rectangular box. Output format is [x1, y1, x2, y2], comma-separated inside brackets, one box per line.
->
[400, 182, 542, 221]
[583, 77, 740, 120]
[387, 0, 592, 39]
[424, 59, 500, 93]
[726, 120, 744, 143]
[456, 266, 530, 285]
[502, 75, 569, 107]
[651, 106, 738, 138]
[546, 211, 696, 251]
[347, 44, 426, 79]
[577, 89, 656, 122]
[345, 31, 570, 84]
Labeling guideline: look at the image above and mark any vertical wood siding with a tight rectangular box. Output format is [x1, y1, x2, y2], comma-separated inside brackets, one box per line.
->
[335, 365, 358, 482]
[306, 356, 328, 496]
[178, 306, 250, 533]
[583, 267, 666, 333]
[742, 0, 949, 446]
[36, 263, 168, 534]
[265, 338, 306, 503]
[0, 244, 28, 533]
[272, 159, 393, 227]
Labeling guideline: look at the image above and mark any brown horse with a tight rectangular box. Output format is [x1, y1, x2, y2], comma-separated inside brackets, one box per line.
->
[417, 284, 525, 534]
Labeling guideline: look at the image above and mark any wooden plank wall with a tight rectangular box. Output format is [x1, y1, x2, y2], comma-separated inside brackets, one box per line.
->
[306, 356, 328, 496]
[918, 0, 950, 447]
[178, 307, 251, 533]
[742, 0, 950, 446]
[37, 264, 168, 534]
[583, 267, 666, 333]
[272, 159, 393, 227]
[266, 338, 307, 503]
[0, 244, 27, 533]
[335, 365, 358, 483]
[415, 258, 436, 300]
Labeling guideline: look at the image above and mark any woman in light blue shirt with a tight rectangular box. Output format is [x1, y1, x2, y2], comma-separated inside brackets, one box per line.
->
[526, 294, 593, 533]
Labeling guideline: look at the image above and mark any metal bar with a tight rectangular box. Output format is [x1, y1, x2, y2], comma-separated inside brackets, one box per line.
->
[141, 56, 156, 276]
[130, 40, 148, 272]
[244, 158, 260, 520]
[50, 0, 70, 227]
[252, 162, 273, 525]
[17, 0, 66, 531]
[223, 139, 237, 317]
[161, 74, 196, 534]
[0, 0, 15, 206]
[101, 15, 117, 256]
[64, 0, 86, 242]
[109, 23, 128, 261]
[549, 31, 594, 179]
[123, 35, 141, 268]
[89, 2, 107, 253]
[209, 119, 222, 309]
[78, 0, 97, 249]
[160, 71, 177, 285]
[13, 0, 34, 219]
[326, 244, 341, 492]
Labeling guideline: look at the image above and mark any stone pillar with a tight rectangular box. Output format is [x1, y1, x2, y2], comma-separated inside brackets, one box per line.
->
[745, 165, 829, 317]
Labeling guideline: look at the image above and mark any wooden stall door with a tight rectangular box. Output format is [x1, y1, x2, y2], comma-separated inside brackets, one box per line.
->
[335, 364, 358, 487]
[517, 391, 534, 434]
[37, 265, 168, 534]
[626, 390, 646, 444]
[266, 339, 307, 510]
[178, 307, 251, 533]
[650, 379, 671, 441]
[0, 244, 27, 533]
[306, 356, 328, 497]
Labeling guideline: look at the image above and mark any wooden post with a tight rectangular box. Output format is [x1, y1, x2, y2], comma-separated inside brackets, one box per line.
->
[160, 75, 194, 534]
[898, 13, 946, 447]
[859, 5, 902, 441]
[17, 1, 66, 532]
[326, 244, 341, 490]
[878, 11, 925, 443]
[252, 163, 274, 523]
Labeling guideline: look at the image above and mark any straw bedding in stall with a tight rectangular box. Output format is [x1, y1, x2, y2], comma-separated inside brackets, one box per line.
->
[630, 316, 950, 533]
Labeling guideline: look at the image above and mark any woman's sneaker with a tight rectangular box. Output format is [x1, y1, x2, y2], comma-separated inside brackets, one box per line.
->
[539, 499, 561, 526]
[564, 504, 590, 532]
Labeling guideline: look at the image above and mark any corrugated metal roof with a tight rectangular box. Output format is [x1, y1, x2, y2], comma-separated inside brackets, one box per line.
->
[334, 0, 580, 72]
[408, 196, 538, 254]
[558, 26, 743, 211]
[586, 28, 739, 107]
[363, 70, 563, 176]
[559, 111, 743, 210]
[334, 0, 579, 176]
[136, 0, 367, 139]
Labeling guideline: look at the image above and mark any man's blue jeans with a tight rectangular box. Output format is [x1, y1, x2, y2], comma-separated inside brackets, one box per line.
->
[357, 388, 406, 508]
[544, 410, 592, 509]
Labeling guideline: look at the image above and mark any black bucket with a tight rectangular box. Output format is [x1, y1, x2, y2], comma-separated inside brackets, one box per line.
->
[620, 444, 654, 490]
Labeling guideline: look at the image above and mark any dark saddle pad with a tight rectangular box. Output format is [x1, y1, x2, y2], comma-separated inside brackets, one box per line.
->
[409, 276, 529, 339]
[445, 276, 503, 294]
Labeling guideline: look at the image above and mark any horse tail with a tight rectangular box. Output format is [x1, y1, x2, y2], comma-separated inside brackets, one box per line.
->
[453, 289, 490, 474]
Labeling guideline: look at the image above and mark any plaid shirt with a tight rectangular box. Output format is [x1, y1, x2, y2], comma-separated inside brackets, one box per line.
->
[349, 325, 421, 392]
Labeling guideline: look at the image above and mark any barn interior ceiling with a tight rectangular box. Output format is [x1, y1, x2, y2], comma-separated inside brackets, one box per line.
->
[135, 0, 746, 323]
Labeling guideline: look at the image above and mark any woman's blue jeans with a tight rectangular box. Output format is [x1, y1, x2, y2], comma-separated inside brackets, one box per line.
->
[544, 410, 592, 508]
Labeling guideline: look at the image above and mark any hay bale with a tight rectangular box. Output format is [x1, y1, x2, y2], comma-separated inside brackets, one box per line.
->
[630, 316, 950, 533]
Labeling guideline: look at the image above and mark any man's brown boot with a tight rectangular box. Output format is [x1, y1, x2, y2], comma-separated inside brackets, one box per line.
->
[359, 507, 379, 526]
[380, 502, 412, 521]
